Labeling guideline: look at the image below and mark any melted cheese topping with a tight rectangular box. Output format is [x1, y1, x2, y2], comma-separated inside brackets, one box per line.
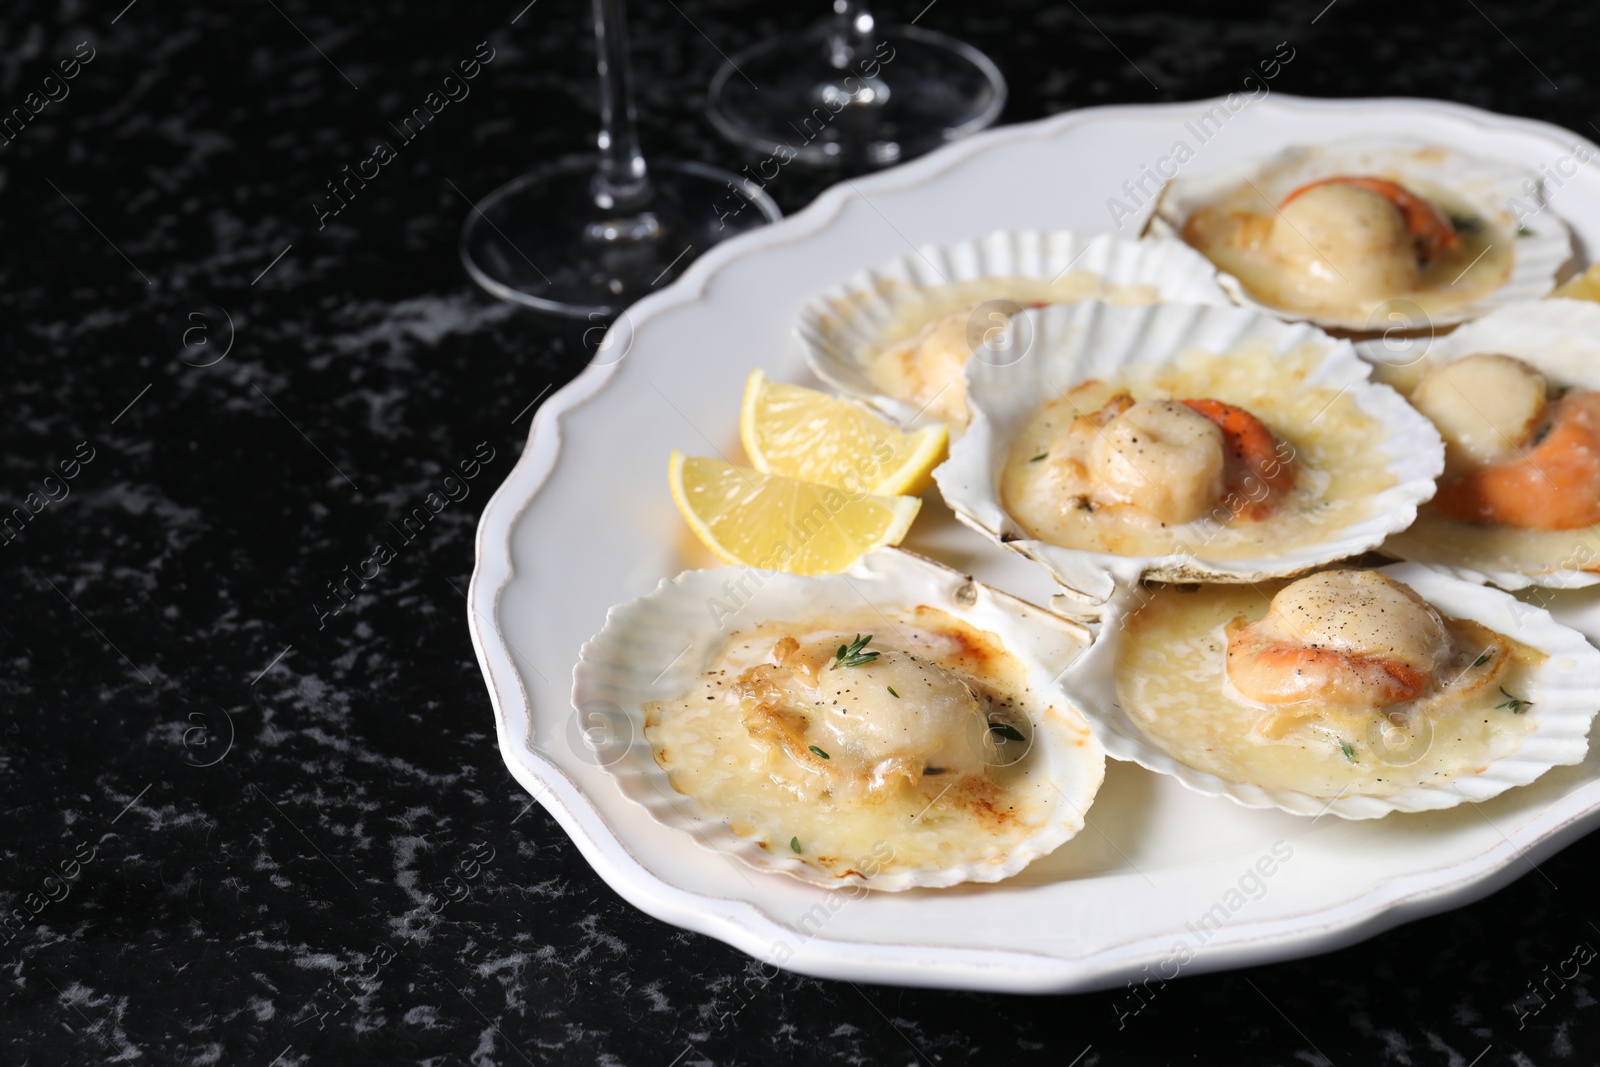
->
[643, 606, 1088, 881]
[740, 643, 992, 789]
[861, 275, 1162, 427]
[1000, 343, 1395, 562]
[1180, 178, 1509, 324]
[1116, 581, 1543, 796]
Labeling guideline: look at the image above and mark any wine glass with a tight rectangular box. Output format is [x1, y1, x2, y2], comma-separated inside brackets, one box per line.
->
[461, 0, 781, 318]
[706, 0, 1006, 168]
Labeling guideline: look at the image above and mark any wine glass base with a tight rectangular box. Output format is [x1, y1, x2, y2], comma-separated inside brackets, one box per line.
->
[707, 23, 1006, 168]
[459, 156, 782, 318]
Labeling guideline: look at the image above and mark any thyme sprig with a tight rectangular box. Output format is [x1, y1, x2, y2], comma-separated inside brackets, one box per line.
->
[831, 634, 880, 670]
[1495, 687, 1532, 714]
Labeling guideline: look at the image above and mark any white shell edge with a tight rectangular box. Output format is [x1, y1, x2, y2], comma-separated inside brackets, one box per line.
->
[795, 229, 1232, 427]
[1058, 561, 1600, 820]
[571, 547, 1107, 891]
[1147, 136, 1572, 331]
[1373, 299, 1600, 590]
[934, 299, 1446, 603]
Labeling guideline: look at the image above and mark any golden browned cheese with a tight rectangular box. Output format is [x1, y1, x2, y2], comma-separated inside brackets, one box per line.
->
[737, 641, 991, 790]
[643, 606, 1090, 881]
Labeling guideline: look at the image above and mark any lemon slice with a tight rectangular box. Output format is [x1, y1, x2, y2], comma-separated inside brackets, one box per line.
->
[669, 451, 921, 575]
[1553, 262, 1600, 303]
[740, 369, 949, 496]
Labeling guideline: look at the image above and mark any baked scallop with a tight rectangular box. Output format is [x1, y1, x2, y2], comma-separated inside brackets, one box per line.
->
[1059, 564, 1600, 819]
[797, 229, 1229, 431]
[572, 549, 1106, 890]
[1149, 138, 1570, 330]
[934, 300, 1444, 603]
[1380, 299, 1600, 589]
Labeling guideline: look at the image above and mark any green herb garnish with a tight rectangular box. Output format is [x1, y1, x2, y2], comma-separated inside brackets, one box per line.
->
[831, 633, 880, 670]
[790, 836, 802, 854]
[1517, 226, 1534, 237]
[808, 745, 831, 760]
[989, 721, 1026, 743]
[1339, 740, 1357, 762]
[1495, 687, 1532, 714]
[1029, 452, 1049, 463]
[887, 686, 899, 698]
[923, 767, 947, 775]
[1472, 651, 1492, 668]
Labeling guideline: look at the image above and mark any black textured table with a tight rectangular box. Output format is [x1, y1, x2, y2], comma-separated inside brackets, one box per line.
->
[3, 1, 1598, 1063]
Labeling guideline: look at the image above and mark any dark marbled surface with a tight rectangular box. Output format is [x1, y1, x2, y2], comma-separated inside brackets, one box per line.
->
[4, 0, 1600, 1063]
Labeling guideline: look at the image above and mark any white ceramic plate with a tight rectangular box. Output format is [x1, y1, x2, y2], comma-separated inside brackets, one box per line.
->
[468, 95, 1600, 994]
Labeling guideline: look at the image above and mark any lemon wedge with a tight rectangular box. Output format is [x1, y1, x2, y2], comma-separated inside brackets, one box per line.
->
[1553, 262, 1600, 303]
[669, 451, 921, 575]
[740, 369, 948, 496]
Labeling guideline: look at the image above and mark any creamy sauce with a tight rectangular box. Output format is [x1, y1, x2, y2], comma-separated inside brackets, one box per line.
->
[1181, 178, 1510, 325]
[1000, 343, 1396, 561]
[1385, 515, 1600, 582]
[1116, 582, 1543, 796]
[863, 275, 1162, 427]
[643, 606, 1095, 881]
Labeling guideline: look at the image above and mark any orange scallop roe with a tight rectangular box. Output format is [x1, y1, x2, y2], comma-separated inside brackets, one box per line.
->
[1180, 398, 1297, 521]
[1431, 391, 1600, 531]
[1225, 619, 1430, 708]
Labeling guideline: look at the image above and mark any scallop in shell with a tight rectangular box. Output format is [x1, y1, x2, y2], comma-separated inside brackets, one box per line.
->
[1148, 137, 1571, 331]
[572, 548, 1106, 891]
[933, 300, 1444, 604]
[1378, 298, 1600, 590]
[797, 229, 1230, 431]
[1057, 562, 1600, 819]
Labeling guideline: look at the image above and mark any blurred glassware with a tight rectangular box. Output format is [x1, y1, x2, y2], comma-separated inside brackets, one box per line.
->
[461, 0, 780, 318]
[706, 0, 1006, 169]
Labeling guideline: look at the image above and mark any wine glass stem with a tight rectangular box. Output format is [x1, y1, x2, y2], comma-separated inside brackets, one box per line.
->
[591, 0, 650, 212]
[828, 0, 875, 69]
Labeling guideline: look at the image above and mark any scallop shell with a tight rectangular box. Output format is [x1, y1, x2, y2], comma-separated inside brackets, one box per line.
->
[1148, 137, 1572, 331]
[1058, 562, 1600, 819]
[796, 229, 1231, 429]
[1376, 298, 1600, 590]
[933, 299, 1445, 604]
[571, 547, 1107, 891]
